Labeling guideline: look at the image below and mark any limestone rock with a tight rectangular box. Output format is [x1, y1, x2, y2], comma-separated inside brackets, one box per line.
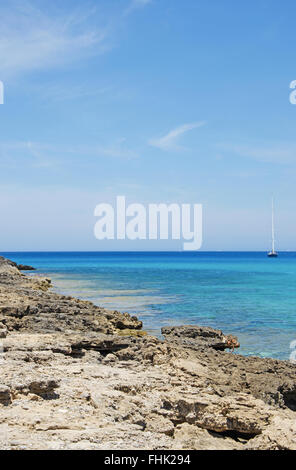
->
[0, 385, 11, 405]
[0, 322, 7, 338]
[174, 423, 244, 450]
[145, 415, 175, 436]
[162, 325, 239, 351]
[246, 415, 296, 450]
[161, 392, 271, 435]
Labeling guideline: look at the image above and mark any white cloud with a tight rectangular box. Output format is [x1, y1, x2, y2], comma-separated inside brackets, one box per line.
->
[0, 1, 108, 78]
[149, 121, 206, 151]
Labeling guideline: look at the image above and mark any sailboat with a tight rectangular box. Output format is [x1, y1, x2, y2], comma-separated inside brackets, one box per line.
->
[268, 197, 278, 257]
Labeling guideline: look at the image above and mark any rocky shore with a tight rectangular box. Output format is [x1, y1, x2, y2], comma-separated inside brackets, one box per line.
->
[0, 256, 295, 450]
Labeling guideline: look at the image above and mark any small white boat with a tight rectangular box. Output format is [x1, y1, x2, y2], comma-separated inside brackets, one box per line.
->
[268, 197, 278, 257]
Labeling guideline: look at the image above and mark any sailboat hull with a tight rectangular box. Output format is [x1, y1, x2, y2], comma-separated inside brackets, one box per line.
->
[268, 252, 278, 257]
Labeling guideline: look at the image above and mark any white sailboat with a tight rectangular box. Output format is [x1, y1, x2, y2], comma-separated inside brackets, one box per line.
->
[268, 197, 278, 257]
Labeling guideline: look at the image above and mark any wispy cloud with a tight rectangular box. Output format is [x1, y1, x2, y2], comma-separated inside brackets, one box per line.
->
[0, 139, 139, 169]
[83, 139, 139, 160]
[220, 143, 296, 165]
[125, 0, 152, 15]
[35, 83, 114, 103]
[0, 141, 60, 168]
[131, 0, 152, 6]
[0, 1, 108, 78]
[149, 121, 206, 151]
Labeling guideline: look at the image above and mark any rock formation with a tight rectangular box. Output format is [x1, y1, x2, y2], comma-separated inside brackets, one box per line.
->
[162, 325, 240, 351]
[0, 256, 295, 450]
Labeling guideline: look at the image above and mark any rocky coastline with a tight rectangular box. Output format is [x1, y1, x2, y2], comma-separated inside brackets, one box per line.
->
[0, 255, 295, 450]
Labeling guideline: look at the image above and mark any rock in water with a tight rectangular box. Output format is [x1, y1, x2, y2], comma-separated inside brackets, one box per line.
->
[17, 264, 36, 271]
[161, 325, 239, 351]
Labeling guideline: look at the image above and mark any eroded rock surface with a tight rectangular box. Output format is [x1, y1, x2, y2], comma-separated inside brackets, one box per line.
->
[162, 325, 240, 351]
[0, 256, 295, 450]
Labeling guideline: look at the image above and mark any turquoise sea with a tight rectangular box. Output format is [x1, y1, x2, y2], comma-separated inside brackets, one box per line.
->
[2, 251, 296, 360]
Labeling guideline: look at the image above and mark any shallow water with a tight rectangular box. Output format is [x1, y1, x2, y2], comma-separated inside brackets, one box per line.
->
[3, 251, 296, 360]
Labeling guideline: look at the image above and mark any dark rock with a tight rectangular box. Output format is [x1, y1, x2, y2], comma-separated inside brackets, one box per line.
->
[0, 257, 18, 268]
[161, 325, 239, 351]
[0, 385, 11, 405]
[28, 379, 59, 398]
[70, 333, 136, 355]
[0, 257, 35, 271]
[17, 265, 36, 271]
[0, 256, 143, 336]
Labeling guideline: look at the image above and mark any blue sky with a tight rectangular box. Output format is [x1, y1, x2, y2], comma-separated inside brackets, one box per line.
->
[0, 0, 296, 251]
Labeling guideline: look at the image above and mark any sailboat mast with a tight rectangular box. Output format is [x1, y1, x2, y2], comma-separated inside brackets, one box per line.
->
[268, 197, 278, 257]
[271, 197, 275, 253]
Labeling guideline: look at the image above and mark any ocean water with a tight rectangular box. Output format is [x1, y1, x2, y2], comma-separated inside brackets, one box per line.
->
[2, 251, 296, 360]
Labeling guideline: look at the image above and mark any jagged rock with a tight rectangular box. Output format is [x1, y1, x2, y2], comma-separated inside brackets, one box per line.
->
[0, 257, 18, 267]
[17, 265, 36, 271]
[30, 277, 52, 291]
[161, 393, 271, 435]
[0, 385, 11, 405]
[6, 377, 60, 399]
[161, 325, 239, 351]
[0, 257, 35, 272]
[102, 353, 118, 364]
[27, 379, 60, 398]
[246, 415, 296, 450]
[0, 322, 7, 338]
[0, 273, 141, 335]
[70, 333, 136, 354]
[0, 259, 20, 275]
[145, 415, 175, 436]
[174, 423, 244, 450]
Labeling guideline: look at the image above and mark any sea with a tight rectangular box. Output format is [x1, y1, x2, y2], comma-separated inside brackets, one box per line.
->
[2, 251, 296, 360]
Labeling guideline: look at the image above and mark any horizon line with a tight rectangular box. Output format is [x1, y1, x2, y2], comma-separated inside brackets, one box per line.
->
[0, 250, 294, 254]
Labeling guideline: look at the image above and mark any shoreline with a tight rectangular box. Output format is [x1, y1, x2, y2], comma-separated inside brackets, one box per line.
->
[2, 250, 294, 361]
[0, 256, 296, 450]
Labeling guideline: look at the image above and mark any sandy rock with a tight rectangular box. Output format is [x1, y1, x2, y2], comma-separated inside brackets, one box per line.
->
[174, 423, 244, 450]
[145, 415, 175, 436]
[27, 379, 60, 398]
[246, 414, 296, 450]
[161, 392, 271, 435]
[102, 353, 118, 364]
[0, 322, 7, 338]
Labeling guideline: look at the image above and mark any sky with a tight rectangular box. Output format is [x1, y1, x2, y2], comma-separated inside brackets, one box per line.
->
[0, 0, 296, 251]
